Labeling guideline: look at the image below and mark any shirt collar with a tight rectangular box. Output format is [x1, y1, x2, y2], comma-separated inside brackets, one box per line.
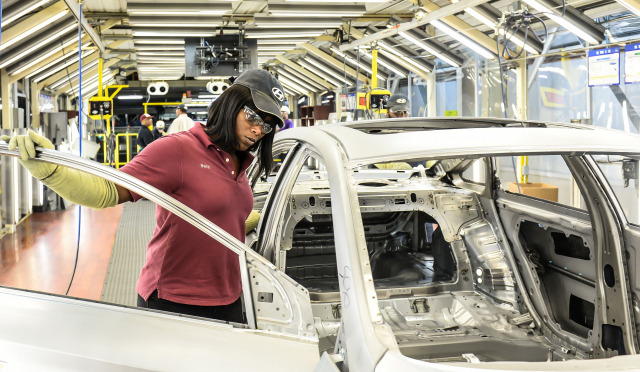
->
[189, 123, 255, 165]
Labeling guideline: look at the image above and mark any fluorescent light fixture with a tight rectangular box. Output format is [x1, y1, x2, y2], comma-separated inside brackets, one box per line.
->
[128, 4, 231, 16]
[134, 39, 185, 44]
[431, 20, 496, 59]
[330, 47, 374, 75]
[281, 66, 328, 90]
[280, 81, 306, 96]
[198, 94, 220, 99]
[50, 59, 100, 90]
[1, 10, 69, 51]
[616, 0, 640, 18]
[2, 0, 51, 28]
[377, 40, 432, 73]
[278, 71, 316, 92]
[246, 30, 327, 39]
[134, 31, 215, 37]
[14, 39, 88, 77]
[521, 0, 599, 44]
[0, 23, 77, 69]
[398, 31, 461, 68]
[137, 52, 185, 56]
[465, 8, 538, 54]
[137, 58, 185, 63]
[297, 60, 342, 87]
[135, 46, 185, 51]
[268, 4, 365, 17]
[357, 50, 406, 77]
[118, 95, 144, 100]
[285, 0, 389, 2]
[278, 75, 309, 94]
[304, 57, 351, 84]
[27, 47, 94, 81]
[258, 40, 305, 45]
[252, 16, 342, 28]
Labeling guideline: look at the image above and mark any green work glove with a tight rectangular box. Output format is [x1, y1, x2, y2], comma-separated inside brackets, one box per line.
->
[245, 210, 261, 234]
[1, 130, 119, 209]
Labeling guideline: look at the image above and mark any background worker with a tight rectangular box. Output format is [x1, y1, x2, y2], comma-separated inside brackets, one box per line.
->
[278, 106, 294, 131]
[166, 104, 195, 134]
[137, 113, 155, 150]
[2, 69, 286, 323]
[387, 93, 411, 118]
[152, 120, 166, 140]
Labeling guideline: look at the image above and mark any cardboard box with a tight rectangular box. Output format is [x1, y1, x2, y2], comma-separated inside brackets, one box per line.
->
[508, 182, 558, 202]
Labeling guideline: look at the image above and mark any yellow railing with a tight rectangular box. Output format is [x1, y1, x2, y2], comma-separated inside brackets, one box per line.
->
[96, 132, 139, 169]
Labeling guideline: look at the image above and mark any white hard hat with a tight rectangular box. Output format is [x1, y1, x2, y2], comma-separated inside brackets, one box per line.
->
[156, 120, 165, 129]
[280, 105, 290, 114]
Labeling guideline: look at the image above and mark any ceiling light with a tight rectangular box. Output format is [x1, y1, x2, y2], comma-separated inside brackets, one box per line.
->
[278, 71, 316, 92]
[13, 39, 87, 76]
[127, 4, 231, 16]
[137, 52, 185, 56]
[304, 58, 351, 84]
[246, 30, 328, 39]
[198, 94, 220, 99]
[431, 20, 496, 59]
[2, 0, 51, 28]
[118, 95, 144, 100]
[268, 4, 365, 17]
[297, 60, 342, 87]
[284, 0, 389, 2]
[1, 10, 69, 51]
[252, 16, 342, 28]
[278, 75, 309, 94]
[330, 47, 384, 79]
[280, 81, 306, 96]
[399, 31, 461, 68]
[616, 0, 640, 18]
[133, 31, 215, 37]
[27, 47, 94, 81]
[357, 50, 406, 77]
[0, 23, 77, 69]
[50, 59, 100, 90]
[521, 0, 600, 44]
[377, 40, 432, 73]
[135, 46, 185, 51]
[134, 39, 185, 44]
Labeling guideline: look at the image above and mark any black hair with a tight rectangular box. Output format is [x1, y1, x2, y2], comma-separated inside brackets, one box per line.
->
[204, 84, 276, 177]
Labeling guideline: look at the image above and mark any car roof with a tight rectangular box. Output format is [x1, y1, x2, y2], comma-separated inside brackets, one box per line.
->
[277, 119, 640, 167]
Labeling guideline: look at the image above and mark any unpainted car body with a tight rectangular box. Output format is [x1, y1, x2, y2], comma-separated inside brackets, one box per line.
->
[0, 118, 639, 371]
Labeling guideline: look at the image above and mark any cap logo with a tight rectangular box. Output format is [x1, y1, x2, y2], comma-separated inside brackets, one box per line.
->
[396, 98, 407, 104]
[272, 87, 285, 102]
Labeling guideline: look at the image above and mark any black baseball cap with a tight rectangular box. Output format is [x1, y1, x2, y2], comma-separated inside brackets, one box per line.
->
[387, 93, 410, 112]
[232, 69, 286, 128]
[177, 104, 188, 113]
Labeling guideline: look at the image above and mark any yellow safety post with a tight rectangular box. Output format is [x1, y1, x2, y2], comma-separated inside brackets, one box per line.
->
[520, 155, 529, 183]
[371, 48, 378, 88]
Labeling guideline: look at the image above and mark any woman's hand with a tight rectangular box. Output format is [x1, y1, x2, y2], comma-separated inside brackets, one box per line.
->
[1, 130, 58, 180]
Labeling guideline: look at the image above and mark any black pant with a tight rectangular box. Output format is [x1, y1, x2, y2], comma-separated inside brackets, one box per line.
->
[137, 290, 244, 323]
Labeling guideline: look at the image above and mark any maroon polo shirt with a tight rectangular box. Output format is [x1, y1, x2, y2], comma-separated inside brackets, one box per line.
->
[120, 124, 254, 306]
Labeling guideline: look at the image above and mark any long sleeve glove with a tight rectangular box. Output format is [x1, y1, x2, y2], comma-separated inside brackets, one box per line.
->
[1, 130, 119, 209]
[245, 210, 261, 234]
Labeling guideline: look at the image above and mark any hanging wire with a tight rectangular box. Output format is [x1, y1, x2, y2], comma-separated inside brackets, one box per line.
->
[65, 0, 84, 296]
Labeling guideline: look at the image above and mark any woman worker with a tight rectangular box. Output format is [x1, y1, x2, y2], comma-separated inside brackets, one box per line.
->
[2, 69, 286, 323]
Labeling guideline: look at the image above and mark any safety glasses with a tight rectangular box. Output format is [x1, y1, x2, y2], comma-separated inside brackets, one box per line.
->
[243, 106, 273, 134]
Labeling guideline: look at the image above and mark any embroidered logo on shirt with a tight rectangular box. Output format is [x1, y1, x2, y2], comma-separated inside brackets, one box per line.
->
[200, 164, 211, 169]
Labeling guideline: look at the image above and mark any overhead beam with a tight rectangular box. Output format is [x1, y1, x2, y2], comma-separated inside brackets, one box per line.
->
[39, 52, 101, 91]
[339, 0, 494, 54]
[275, 56, 332, 89]
[300, 43, 369, 84]
[63, 0, 106, 54]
